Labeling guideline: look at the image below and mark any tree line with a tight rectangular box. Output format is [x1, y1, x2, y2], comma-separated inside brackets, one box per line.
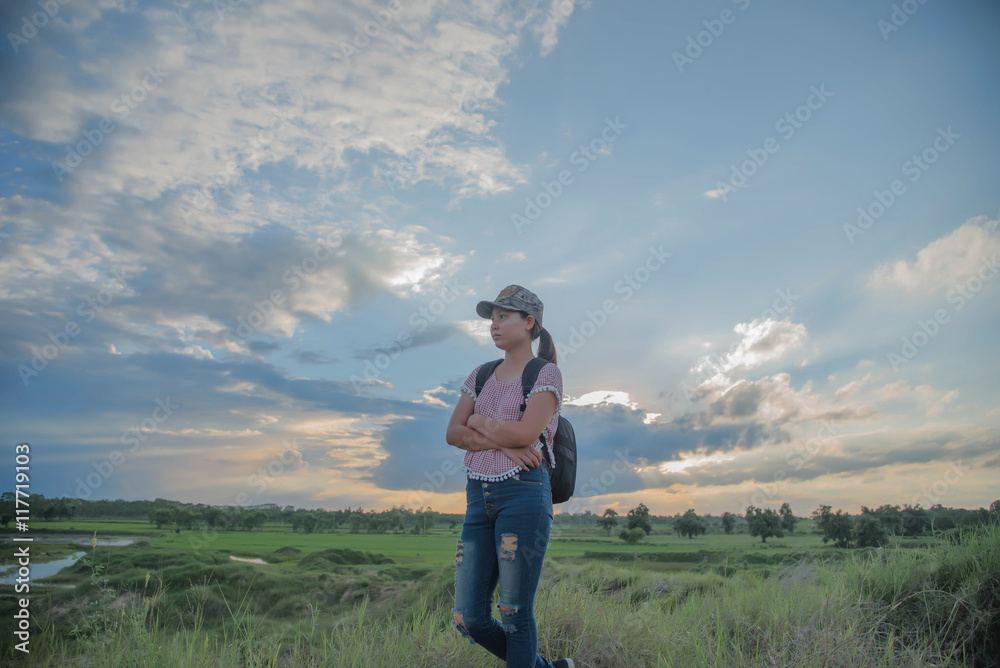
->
[0, 494, 461, 535]
[591, 500, 1000, 546]
[3, 494, 997, 547]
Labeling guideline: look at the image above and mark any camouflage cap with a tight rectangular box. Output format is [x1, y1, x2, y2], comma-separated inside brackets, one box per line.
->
[476, 285, 543, 326]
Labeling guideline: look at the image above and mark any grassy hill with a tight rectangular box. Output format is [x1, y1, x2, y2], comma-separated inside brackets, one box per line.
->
[1, 520, 997, 666]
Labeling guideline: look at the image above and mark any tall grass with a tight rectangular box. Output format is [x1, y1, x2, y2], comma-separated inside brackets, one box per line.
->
[8, 525, 997, 667]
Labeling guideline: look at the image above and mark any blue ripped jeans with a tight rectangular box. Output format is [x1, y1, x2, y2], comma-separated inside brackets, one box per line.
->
[453, 464, 555, 668]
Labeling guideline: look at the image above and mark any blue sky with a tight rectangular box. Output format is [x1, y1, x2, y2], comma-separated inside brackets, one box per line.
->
[2, 0, 998, 516]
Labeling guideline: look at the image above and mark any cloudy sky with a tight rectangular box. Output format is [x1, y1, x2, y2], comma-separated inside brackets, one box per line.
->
[2, 0, 998, 517]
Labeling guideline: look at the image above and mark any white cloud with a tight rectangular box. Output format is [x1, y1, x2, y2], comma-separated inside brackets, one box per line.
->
[5, 0, 568, 209]
[535, 0, 580, 56]
[0, 0, 574, 364]
[567, 390, 637, 409]
[690, 318, 808, 382]
[869, 215, 1000, 293]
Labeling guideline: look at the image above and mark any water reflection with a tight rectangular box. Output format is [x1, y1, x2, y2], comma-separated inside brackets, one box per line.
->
[0, 551, 86, 586]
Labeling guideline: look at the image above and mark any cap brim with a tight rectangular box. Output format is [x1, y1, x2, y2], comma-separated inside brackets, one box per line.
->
[476, 300, 500, 319]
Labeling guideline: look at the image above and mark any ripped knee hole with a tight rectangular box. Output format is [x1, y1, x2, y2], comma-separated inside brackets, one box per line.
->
[499, 533, 518, 561]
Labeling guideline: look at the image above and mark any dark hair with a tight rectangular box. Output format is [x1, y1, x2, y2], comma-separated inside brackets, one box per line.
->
[522, 312, 557, 365]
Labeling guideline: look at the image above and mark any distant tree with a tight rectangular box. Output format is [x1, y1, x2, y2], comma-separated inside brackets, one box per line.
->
[347, 512, 365, 533]
[674, 509, 707, 539]
[301, 512, 318, 534]
[0, 492, 14, 527]
[779, 502, 796, 534]
[203, 507, 224, 529]
[396, 509, 406, 529]
[42, 497, 73, 521]
[874, 504, 903, 535]
[991, 500, 1000, 516]
[901, 505, 930, 537]
[853, 513, 888, 548]
[958, 510, 983, 528]
[721, 512, 736, 534]
[175, 508, 195, 531]
[251, 510, 268, 531]
[240, 512, 257, 531]
[29, 494, 48, 522]
[813, 506, 853, 548]
[149, 508, 174, 529]
[226, 509, 245, 531]
[619, 527, 646, 544]
[415, 510, 439, 535]
[626, 503, 652, 535]
[596, 508, 619, 536]
[745, 506, 783, 543]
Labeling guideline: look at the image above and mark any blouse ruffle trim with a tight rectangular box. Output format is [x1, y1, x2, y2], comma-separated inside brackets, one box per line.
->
[460, 386, 476, 400]
[529, 384, 562, 411]
[463, 465, 522, 482]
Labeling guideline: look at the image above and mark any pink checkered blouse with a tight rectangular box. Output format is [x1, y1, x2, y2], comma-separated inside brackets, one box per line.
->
[461, 361, 563, 482]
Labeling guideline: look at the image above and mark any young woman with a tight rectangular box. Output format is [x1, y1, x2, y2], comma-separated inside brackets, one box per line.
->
[445, 285, 574, 668]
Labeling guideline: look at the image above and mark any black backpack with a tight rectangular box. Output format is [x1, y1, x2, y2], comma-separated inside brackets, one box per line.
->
[474, 357, 577, 503]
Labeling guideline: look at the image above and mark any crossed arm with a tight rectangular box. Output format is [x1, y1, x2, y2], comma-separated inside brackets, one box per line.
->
[445, 390, 557, 470]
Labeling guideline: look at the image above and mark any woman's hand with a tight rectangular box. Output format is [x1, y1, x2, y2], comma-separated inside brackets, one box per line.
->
[467, 413, 483, 432]
[501, 446, 542, 470]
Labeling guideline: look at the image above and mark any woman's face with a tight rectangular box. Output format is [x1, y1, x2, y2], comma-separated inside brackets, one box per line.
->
[490, 307, 533, 350]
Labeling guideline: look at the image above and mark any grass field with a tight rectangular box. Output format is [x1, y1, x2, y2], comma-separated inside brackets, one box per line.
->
[2, 519, 997, 666]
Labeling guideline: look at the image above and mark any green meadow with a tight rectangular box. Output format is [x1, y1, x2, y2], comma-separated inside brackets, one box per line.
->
[2, 519, 998, 666]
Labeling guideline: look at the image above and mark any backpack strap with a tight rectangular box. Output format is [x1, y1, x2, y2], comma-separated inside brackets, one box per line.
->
[474, 359, 504, 397]
[518, 357, 554, 468]
[518, 357, 549, 411]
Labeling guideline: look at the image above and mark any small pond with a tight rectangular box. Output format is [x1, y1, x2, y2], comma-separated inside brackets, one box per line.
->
[0, 551, 86, 586]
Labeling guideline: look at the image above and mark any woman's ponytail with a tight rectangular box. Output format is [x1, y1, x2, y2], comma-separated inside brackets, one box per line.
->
[535, 327, 557, 365]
